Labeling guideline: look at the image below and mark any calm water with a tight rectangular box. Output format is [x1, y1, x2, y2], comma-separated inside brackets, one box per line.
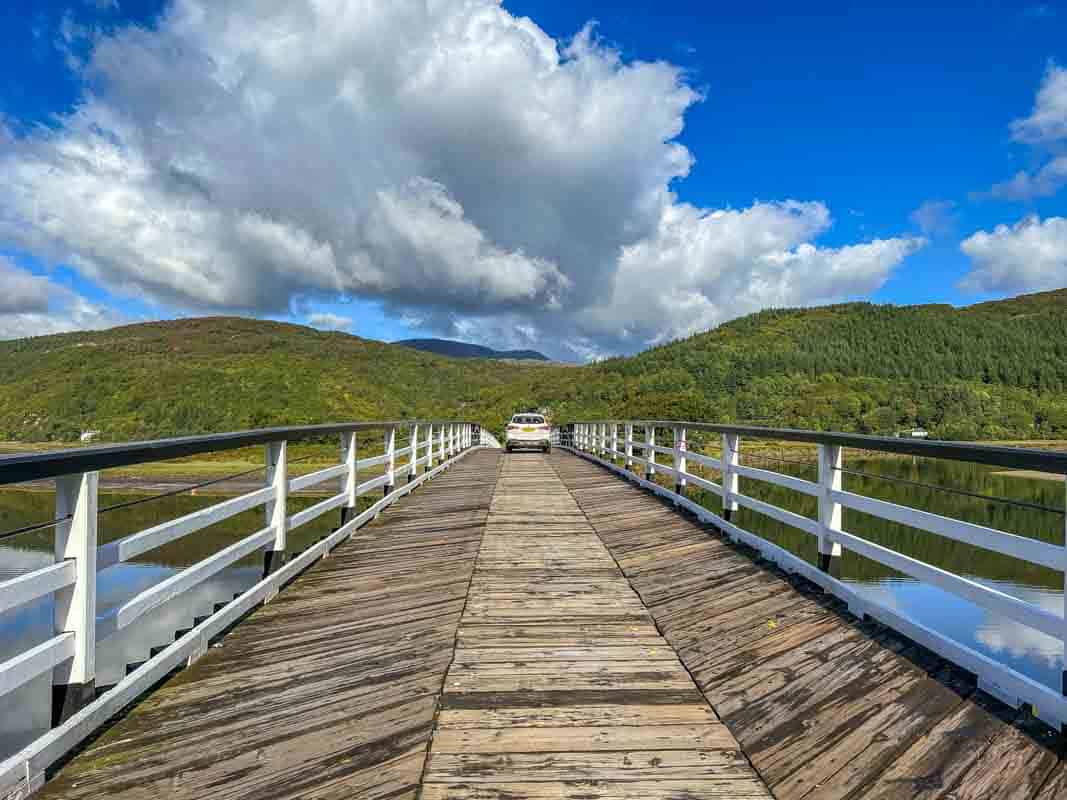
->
[683, 450, 1066, 692]
[1, 456, 1065, 762]
[0, 488, 345, 761]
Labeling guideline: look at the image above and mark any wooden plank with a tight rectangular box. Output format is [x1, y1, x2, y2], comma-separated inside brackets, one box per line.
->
[422, 453, 771, 799]
[550, 450, 1067, 800]
[421, 780, 770, 799]
[432, 724, 738, 753]
[436, 704, 718, 729]
[424, 749, 758, 781]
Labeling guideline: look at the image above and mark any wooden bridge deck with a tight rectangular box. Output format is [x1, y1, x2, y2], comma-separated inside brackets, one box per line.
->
[35, 450, 1067, 799]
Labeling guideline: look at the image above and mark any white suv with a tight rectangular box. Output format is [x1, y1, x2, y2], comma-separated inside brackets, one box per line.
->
[505, 413, 551, 453]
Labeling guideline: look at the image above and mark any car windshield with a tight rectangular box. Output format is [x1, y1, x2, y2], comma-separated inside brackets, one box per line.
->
[512, 415, 545, 424]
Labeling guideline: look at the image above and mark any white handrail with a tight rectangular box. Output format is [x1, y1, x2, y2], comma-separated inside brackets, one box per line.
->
[0, 425, 479, 797]
[0, 561, 76, 617]
[0, 417, 478, 760]
[561, 418, 1067, 729]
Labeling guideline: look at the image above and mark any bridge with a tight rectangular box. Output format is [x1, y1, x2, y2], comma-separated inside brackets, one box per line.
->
[1, 420, 1066, 798]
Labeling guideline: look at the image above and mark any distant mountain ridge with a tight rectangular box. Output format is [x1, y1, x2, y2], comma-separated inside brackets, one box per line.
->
[395, 338, 550, 361]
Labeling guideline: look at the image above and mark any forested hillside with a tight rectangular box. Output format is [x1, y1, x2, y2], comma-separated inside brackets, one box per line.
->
[1, 289, 1065, 442]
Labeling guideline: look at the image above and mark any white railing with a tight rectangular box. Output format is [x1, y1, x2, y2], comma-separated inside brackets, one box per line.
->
[561, 419, 1067, 729]
[0, 420, 478, 797]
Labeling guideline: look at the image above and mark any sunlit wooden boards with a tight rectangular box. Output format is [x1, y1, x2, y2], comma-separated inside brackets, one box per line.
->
[551, 452, 1067, 800]
[36, 450, 503, 800]
[421, 453, 771, 800]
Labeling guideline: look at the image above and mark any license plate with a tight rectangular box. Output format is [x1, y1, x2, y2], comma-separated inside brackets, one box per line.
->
[522, 427, 536, 432]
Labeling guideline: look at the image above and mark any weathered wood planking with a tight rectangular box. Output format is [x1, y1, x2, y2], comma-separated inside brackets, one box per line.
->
[422, 453, 771, 799]
[551, 451, 1067, 800]
[36, 450, 503, 800]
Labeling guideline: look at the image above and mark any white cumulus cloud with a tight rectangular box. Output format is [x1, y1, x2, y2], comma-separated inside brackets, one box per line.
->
[1011, 63, 1067, 145]
[305, 311, 352, 331]
[960, 215, 1067, 294]
[0, 258, 123, 340]
[987, 64, 1067, 201]
[0, 0, 923, 356]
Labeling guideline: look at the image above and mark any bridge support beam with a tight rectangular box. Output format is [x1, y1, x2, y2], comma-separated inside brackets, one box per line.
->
[721, 433, 740, 524]
[817, 444, 843, 573]
[263, 440, 288, 578]
[673, 425, 687, 498]
[340, 431, 357, 528]
[645, 425, 656, 481]
[52, 471, 98, 727]
[384, 425, 396, 496]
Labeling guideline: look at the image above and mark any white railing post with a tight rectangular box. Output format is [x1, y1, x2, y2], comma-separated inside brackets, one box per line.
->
[817, 443, 844, 572]
[408, 424, 420, 483]
[385, 425, 397, 495]
[52, 471, 98, 727]
[601, 423, 607, 456]
[625, 423, 633, 469]
[439, 424, 446, 464]
[426, 422, 434, 469]
[645, 425, 656, 480]
[264, 440, 288, 577]
[722, 433, 740, 523]
[340, 431, 358, 527]
[611, 423, 619, 462]
[674, 425, 687, 496]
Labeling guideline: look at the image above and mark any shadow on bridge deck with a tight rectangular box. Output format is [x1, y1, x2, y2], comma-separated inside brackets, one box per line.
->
[33, 450, 1067, 800]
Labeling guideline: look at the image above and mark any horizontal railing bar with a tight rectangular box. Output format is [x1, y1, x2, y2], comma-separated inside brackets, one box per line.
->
[288, 492, 347, 530]
[96, 527, 275, 642]
[0, 561, 76, 616]
[685, 451, 722, 471]
[831, 527, 1064, 639]
[564, 420, 1067, 473]
[0, 634, 75, 700]
[97, 487, 274, 571]
[734, 464, 820, 496]
[832, 489, 1064, 570]
[395, 446, 413, 458]
[733, 492, 820, 535]
[648, 444, 674, 456]
[360, 453, 389, 469]
[0, 420, 475, 485]
[358, 474, 390, 495]
[288, 464, 347, 493]
[681, 472, 723, 496]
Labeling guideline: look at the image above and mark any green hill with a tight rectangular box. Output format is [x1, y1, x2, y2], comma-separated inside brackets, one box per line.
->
[0, 317, 562, 442]
[1, 289, 1065, 443]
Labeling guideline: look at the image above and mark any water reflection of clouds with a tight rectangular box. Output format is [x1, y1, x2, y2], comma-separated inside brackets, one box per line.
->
[973, 581, 1063, 667]
[845, 575, 1064, 685]
[0, 546, 261, 762]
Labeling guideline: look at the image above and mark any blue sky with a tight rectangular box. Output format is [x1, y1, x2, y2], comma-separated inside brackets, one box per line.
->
[1, 0, 1065, 358]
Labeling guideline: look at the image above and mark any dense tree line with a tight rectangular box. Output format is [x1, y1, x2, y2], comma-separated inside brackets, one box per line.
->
[0, 290, 1065, 443]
